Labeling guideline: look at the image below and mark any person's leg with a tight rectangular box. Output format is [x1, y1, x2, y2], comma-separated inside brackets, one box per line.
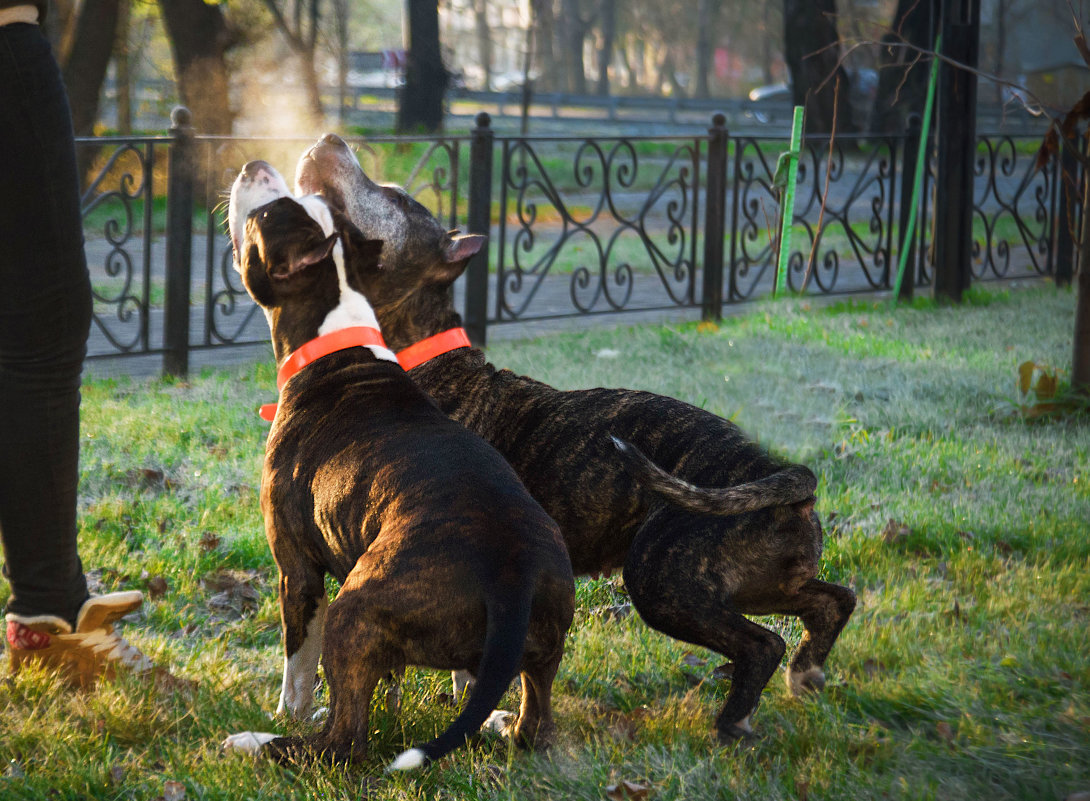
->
[0, 22, 92, 627]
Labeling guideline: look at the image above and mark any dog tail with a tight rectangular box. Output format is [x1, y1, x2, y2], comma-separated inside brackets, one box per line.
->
[387, 586, 532, 771]
[611, 435, 817, 515]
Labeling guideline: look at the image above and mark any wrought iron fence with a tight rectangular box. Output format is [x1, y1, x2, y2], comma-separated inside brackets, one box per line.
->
[78, 108, 1077, 376]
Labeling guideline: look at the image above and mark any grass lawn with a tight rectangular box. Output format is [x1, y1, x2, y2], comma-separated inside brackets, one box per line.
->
[1, 286, 1087, 800]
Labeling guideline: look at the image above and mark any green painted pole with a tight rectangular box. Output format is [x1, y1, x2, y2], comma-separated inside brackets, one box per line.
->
[891, 34, 942, 307]
[774, 105, 805, 296]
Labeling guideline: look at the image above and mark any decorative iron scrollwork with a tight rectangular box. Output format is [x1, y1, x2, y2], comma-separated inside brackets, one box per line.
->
[496, 136, 698, 321]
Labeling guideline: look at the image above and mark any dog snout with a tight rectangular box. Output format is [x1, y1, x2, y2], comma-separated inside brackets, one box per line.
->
[240, 160, 278, 186]
[321, 133, 347, 148]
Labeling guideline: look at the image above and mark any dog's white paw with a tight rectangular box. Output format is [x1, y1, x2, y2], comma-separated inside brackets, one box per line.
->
[785, 666, 826, 696]
[481, 709, 516, 735]
[222, 731, 278, 755]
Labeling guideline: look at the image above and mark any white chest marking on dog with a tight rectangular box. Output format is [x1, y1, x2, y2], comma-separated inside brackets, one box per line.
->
[295, 197, 399, 365]
[277, 592, 327, 719]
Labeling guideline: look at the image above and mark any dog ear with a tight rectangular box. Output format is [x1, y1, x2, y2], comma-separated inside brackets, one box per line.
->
[241, 241, 276, 307]
[338, 219, 384, 272]
[428, 233, 486, 286]
[270, 233, 338, 281]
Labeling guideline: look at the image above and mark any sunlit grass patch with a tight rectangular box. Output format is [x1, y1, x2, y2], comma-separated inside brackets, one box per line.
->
[1, 284, 1086, 799]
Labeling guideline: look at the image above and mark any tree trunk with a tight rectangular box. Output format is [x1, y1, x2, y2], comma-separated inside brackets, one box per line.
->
[617, 37, 637, 91]
[61, 0, 121, 137]
[299, 0, 324, 125]
[159, 0, 236, 135]
[762, 3, 773, 85]
[872, 0, 935, 134]
[332, 0, 349, 125]
[595, 0, 615, 96]
[783, 0, 856, 134]
[260, 0, 325, 128]
[47, 0, 78, 58]
[473, 0, 492, 90]
[397, 0, 448, 133]
[115, 0, 131, 134]
[992, 0, 1007, 104]
[530, 0, 558, 92]
[694, 0, 716, 98]
[559, 0, 587, 94]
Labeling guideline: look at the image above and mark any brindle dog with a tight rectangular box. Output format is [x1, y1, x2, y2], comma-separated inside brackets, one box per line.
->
[295, 134, 856, 742]
[222, 163, 574, 769]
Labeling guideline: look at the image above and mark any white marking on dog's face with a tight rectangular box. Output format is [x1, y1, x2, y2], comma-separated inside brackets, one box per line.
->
[276, 593, 326, 720]
[290, 196, 398, 364]
[222, 731, 278, 755]
[228, 161, 292, 267]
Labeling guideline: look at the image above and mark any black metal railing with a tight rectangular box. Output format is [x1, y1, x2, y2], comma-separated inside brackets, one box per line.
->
[78, 108, 1078, 375]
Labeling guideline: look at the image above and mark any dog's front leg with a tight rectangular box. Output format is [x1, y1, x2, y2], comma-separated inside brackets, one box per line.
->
[276, 568, 329, 720]
[451, 669, 475, 702]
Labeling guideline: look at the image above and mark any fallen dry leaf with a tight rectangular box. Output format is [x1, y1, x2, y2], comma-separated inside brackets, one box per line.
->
[936, 721, 954, 743]
[146, 575, 169, 600]
[881, 519, 912, 544]
[163, 780, 186, 801]
[203, 570, 262, 617]
[198, 531, 221, 552]
[680, 652, 706, 668]
[121, 467, 168, 490]
[862, 658, 886, 679]
[605, 779, 651, 800]
[200, 569, 262, 593]
[602, 706, 650, 742]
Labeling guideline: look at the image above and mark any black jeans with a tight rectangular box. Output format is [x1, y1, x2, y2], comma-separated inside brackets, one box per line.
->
[0, 22, 91, 625]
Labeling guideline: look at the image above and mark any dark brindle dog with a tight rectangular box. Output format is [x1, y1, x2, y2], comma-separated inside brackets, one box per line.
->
[295, 134, 856, 742]
[221, 162, 574, 769]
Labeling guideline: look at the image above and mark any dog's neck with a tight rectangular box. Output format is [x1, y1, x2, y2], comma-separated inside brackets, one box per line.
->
[269, 242, 399, 367]
[376, 282, 465, 353]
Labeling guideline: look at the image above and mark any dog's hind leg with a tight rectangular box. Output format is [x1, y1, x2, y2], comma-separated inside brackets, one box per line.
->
[274, 563, 328, 719]
[625, 564, 785, 739]
[767, 579, 856, 696]
[313, 591, 394, 762]
[510, 646, 564, 750]
[625, 513, 787, 742]
[645, 605, 786, 742]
